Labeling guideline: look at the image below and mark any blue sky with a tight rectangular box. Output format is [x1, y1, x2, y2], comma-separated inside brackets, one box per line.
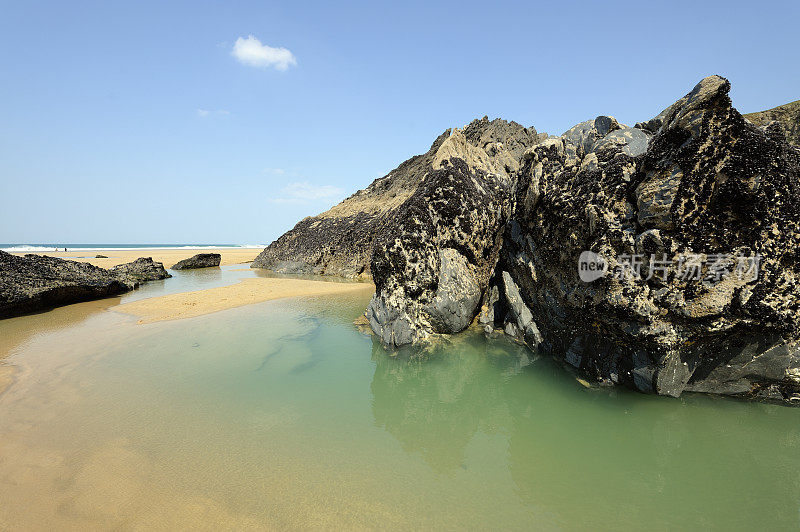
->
[1, 0, 799, 244]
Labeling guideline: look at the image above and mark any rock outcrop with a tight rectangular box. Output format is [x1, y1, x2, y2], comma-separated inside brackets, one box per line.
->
[252, 117, 541, 277]
[366, 156, 513, 346]
[745, 99, 800, 147]
[261, 75, 800, 403]
[110, 257, 171, 283]
[493, 76, 800, 402]
[372, 76, 800, 403]
[171, 253, 221, 270]
[0, 251, 133, 319]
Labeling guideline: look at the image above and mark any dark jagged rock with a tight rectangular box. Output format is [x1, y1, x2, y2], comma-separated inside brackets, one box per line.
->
[110, 257, 171, 283]
[367, 156, 513, 346]
[252, 117, 539, 277]
[171, 253, 221, 270]
[745, 99, 800, 147]
[495, 76, 800, 403]
[0, 251, 133, 319]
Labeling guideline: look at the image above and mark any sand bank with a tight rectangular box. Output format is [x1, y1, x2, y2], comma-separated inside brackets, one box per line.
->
[114, 277, 374, 323]
[10, 248, 261, 269]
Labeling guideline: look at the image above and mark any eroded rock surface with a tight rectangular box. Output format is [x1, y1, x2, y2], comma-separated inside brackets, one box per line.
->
[111, 257, 171, 283]
[0, 253, 179, 318]
[367, 155, 513, 346]
[252, 117, 539, 277]
[257, 76, 800, 403]
[745, 99, 800, 148]
[0, 251, 133, 318]
[493, 75, 800, 402]
[171, 253, 221, 270]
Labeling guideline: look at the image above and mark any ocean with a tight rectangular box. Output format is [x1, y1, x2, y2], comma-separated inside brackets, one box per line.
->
[0, 244, 265, 252]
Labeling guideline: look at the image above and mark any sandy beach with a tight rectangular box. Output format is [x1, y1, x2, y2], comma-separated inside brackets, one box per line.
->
[9, 248, 261, 269]
[3, 245, 375, 331]
[114, 277, 374, 323]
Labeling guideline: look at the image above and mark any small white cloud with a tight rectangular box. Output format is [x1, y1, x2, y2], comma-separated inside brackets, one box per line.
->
[262, 167, 286, 175]
[232, 35, 297, 71]
[269, 181, 344, 204]
[197, 109, 230, 118]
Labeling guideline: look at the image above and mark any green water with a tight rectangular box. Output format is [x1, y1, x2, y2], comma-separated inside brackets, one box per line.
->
[1, 290, 799, 529]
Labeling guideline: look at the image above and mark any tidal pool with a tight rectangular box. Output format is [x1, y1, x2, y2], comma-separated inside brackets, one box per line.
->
[0, 290, 798, 529]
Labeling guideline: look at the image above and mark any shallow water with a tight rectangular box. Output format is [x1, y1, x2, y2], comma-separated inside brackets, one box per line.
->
[0, 290, 799, 530]
[119, 264, 363, 305]
[119, 264, 254, 303]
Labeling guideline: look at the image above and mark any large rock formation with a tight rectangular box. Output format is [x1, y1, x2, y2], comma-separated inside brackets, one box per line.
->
[251, 117, 541, 277]
[745, 100, 800, 147]
[171, 253, 221, 270]
[494, 76, 800, 402]
[0, 251, 134, 319]
[261, 75, 800, 403]
[372, 76, 800, 403]
[110, 257, 171, 283]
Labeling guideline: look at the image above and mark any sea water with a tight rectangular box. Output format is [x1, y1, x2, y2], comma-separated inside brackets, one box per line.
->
[0, 244, 265, 252]
[0, 288, 798, 529]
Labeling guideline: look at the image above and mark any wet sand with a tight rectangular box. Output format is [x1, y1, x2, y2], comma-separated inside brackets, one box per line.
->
[0, 365, 15, 397]
[114, 277, 374, 323]
[0, 297, 128, 395]
[10, 248, 261, 269]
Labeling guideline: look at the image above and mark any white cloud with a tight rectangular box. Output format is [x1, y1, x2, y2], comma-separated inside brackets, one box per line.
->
[197, 108, 230, 118]
[232, 35, 297, 71]
[269, 181, 344, 204]
[262, 167, 286, 175]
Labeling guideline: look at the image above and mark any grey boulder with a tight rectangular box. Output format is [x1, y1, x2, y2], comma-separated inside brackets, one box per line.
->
[171, 253, 221, 270]
[111, 257, 172, 283]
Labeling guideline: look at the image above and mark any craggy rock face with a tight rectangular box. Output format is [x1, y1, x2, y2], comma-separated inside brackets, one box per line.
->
[495, 76, 800, 402]
[110, 257, 172, 283]
[0, 251, 134, 318]
[254, 75, 800, 403]
[171, 253, 221, 270]
[367, 156, 512, 346]
[745, 99, 800, 148]
[251, 117, 539, 278]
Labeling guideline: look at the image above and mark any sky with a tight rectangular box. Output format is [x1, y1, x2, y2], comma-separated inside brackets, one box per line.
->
[1, 0, 799, 245]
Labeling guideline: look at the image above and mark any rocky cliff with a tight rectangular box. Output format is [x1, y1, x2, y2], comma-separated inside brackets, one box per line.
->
[491, 76, 800, 402]
[251, 117, 541, 277]
[260, 76, 800, 403]
[745, 100, 800, 147]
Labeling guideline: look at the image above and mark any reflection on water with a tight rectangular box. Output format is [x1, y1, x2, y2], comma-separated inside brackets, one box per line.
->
[371, 334, 532, 473]
[0, 290, 799, 529]
[250, 267, 368, 284]
[120, 265, 228, 303]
